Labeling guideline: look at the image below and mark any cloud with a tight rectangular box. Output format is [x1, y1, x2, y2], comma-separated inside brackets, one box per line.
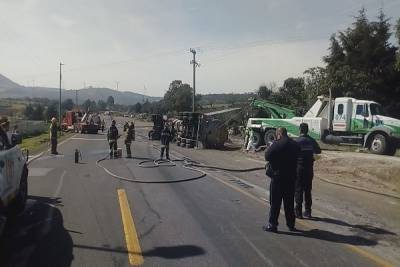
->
[0, 0, 399, 96]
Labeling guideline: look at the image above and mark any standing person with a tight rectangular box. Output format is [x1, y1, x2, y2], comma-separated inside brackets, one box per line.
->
[125, 122, 135, 158]
[50, 117, 58, 155]
[170, 124, 176, 143]
[246, 129, 255, 152]
[101, 119, 105, 132]
[107, 120, 119, 158]
[263, 127, 300, 233]
[160, 125, 172, 160]
[295, 123, 321, 219]
[0, 117, 11, 149]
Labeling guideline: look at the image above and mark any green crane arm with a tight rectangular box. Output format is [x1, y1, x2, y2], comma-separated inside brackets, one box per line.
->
[251, 99, 296, 119]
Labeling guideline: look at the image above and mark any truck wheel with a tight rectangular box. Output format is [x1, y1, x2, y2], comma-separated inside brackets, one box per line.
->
[10, 165, 28, 217]
[369, 133, 387, 155]
[252, 132, 262, 148]
[264, 129, 276, 145]
[385, 141, 397, 156]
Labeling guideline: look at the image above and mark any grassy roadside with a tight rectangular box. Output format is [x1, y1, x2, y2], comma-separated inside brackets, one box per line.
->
[21, 131, 74, 155]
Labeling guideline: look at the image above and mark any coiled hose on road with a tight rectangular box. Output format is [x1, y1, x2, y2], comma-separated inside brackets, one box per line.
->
[96, 142, 265, 184]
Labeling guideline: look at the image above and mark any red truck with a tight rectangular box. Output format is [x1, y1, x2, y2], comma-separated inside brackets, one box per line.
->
[62, 111, 100, 134]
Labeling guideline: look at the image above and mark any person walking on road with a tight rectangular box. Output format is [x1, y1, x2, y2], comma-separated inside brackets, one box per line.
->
[160, 125, 172, 160]
[50, 117, 58, 155]
[125, 122, 135, 158]
[295, 123, 321, 219]
[107, 120, 119, 158]
[263, 127, 300, 233]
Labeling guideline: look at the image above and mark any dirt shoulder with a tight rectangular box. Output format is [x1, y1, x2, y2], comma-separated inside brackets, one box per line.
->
[229, 135, 400, 198]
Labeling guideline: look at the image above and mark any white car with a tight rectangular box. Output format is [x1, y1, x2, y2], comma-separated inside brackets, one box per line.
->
[0, 133, 28, 233]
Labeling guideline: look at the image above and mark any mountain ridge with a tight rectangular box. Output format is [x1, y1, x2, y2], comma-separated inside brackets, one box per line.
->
[0, 73, 161, 105]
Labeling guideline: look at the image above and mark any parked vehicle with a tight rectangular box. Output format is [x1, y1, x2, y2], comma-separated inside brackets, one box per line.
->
[246, 95, 400, 155]
[0, 132, 28, 234]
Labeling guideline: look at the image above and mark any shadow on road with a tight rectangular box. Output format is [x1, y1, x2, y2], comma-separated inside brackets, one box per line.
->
[28, 195, 63, 207]
[282, 228, 378, 246]
[74, 244, 206, 259]
[309, 216, 397, 236]
[142, 245, 206, 259]
[0, 198, 73, 267]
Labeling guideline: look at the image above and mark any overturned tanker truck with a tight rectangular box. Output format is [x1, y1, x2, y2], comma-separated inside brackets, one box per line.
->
[175, 110, 237, 149]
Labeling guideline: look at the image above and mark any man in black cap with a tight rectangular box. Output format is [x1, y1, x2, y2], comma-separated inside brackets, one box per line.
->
[295, 123, 321, 219]
[263, 127, 300, 233]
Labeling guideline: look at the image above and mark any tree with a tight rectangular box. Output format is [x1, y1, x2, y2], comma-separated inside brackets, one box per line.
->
[133, 102, 142, 113]
[45, 102, 58, 120]
[395, 18, 400, 71]
[24, 104, 34, 119]
[303, 67, 329, 105]
[32, 104, 44, 120]
[97, 100, 107, 111]
[164, 80, 193, 112]
[323, 9, 399, 116]
[107, 96, 115, 107]
[82, 99, 97, 111]
[257, 85, 272, 100]
[62, 98, 74, 111]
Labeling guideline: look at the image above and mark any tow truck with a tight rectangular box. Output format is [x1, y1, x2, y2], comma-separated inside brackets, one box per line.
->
[246, 94, 400, 155]
[0, 132, 28, 234]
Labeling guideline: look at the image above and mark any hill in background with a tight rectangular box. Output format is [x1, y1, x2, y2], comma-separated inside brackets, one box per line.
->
[0, 73, 161, 105]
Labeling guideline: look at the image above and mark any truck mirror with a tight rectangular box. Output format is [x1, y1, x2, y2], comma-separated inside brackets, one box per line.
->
[11, 133, 22, 146]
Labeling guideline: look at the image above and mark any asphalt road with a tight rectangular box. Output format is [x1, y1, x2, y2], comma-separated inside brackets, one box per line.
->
[0, 117, 391, 267]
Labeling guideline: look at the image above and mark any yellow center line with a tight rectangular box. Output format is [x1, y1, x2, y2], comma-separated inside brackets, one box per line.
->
[205, 171, 395, 267]
[117, 189, 144, 266]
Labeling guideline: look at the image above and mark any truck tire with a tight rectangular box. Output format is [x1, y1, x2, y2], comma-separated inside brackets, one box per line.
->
[385, 141, 397, 156]
[252, 132, 262, 148]
[369, 133, 387, 155]
[9, 165, 28, 217]
[264, 129, 276, 145]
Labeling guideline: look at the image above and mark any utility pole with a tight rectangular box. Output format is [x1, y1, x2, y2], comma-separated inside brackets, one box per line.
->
[190, 48, 199, 112]
[59, 62, 64, 129]
[75, 89, 78, 109]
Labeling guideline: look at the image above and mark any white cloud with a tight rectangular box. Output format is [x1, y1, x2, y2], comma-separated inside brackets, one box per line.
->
[0, 0, 398, 96]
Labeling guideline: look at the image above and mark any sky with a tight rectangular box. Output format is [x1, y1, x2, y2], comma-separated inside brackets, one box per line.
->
[0, 0, 399, 97]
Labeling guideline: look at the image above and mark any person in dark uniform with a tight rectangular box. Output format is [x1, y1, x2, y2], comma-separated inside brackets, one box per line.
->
[160, 125, 172, 160]
[0, 117, 12, 149]
[263, 127, 300, 233]
[125, 122, 135, 158]
[170, 125, 176, 143]
[50, 117, 58, 155]
[295, 123, 321, 219]
[107, 120, 119, 158]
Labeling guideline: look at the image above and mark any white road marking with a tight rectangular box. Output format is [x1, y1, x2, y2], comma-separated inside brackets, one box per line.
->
[28, 167, 54, 177]
[53, 170, 66, 198]
[231, 223, 275, 267]
[27, 134, 77, 164]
